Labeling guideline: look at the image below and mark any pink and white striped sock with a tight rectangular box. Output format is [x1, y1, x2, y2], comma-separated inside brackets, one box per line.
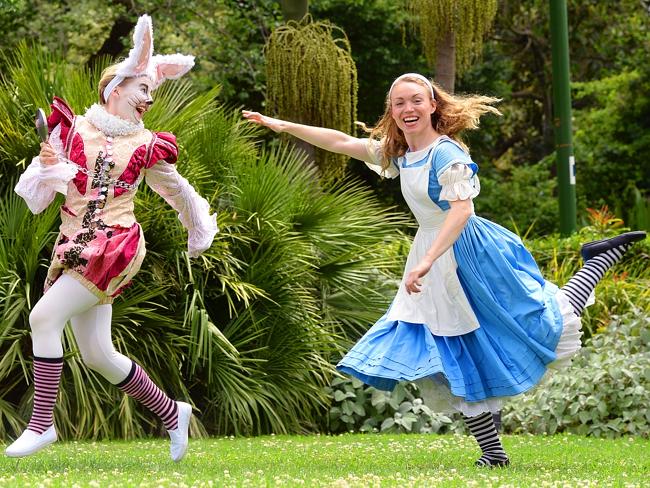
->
[116, 362, 179, 430]
[27, 357, 64, 434]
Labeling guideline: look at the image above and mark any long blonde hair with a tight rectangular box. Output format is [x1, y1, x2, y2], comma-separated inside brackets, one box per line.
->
[362, 75, 501, 171]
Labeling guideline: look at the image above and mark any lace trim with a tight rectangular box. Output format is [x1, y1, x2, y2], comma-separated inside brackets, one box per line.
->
[14, 157, 78, 214]
[84, 104, 144, 137]
[144, 162, 218, 257]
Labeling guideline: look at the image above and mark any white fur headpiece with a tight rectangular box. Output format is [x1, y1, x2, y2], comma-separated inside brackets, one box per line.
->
[103, 14, 195, 102]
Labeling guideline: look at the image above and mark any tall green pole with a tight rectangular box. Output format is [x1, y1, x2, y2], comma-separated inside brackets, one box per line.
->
[549, 0, 576, 235]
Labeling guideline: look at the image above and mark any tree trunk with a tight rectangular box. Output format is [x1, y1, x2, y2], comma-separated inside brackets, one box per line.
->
[280, 0, 309, 22]
[292, 137, 316, 166]
[435, 29, 456, 93]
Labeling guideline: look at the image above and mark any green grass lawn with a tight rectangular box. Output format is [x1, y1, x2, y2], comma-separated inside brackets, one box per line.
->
[1, 433, 648, 487]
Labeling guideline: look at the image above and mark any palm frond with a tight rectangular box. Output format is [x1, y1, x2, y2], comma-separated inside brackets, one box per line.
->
[0, 44, 409, 439]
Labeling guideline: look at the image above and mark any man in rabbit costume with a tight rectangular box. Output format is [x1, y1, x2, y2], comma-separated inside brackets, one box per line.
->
[7, 14, 217, 461]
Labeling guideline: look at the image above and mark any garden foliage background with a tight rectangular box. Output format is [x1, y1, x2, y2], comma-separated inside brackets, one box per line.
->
[0, 0, 648, 441]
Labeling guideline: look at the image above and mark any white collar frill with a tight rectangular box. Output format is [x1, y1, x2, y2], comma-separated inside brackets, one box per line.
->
[84, 104, 145, 137]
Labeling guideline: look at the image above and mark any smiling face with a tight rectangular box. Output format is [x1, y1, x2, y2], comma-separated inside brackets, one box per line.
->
[106, 76, 154, 123]
[389, 80, 436, 138]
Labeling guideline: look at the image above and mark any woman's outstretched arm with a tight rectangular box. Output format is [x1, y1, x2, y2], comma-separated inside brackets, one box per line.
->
[242, 110, 370, 162]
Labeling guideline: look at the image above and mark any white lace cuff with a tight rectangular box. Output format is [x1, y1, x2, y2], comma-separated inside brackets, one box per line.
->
[14, 157, 78, 214]
[363, 138, 399, 179]
[145, 162, 218, 257]
[438, 163, 480, 201]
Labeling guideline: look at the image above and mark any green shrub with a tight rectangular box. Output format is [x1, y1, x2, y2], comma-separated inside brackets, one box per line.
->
[0, 45, 407, 440]
[502, 311, 650, 438]
[326, 377, 454, 434]
[474, 155, 559, 236]
[573, 69, 650, 218]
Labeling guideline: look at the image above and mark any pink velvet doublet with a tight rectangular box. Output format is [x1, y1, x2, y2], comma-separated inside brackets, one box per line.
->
[44, 98, 178, 303]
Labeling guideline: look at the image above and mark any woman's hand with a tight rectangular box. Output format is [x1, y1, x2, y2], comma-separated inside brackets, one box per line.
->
[39, 142, 58, 166]
[242, 110, 286, 133]
[405, 257, 434, 294]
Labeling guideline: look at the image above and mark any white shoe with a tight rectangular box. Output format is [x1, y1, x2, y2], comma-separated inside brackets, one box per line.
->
[168, 402, 192, 462]
[5, 426, 57, 457]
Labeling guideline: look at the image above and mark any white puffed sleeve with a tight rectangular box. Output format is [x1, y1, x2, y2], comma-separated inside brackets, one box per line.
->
[362, 138, 399, 179]
[14, 157, 78, 214]
[438, 163, 481, 201]
[15, 122, 78, 214]
[145, 162, 218, 258]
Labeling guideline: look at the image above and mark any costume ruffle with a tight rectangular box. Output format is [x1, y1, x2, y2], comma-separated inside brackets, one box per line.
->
[14, 157, 78, 214]
[549, 289, 583, 366]
[363, 138, 399, 179]
[84, 104, 144, 137]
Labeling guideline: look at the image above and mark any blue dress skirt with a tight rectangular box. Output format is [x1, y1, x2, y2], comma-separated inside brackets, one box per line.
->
[338, 138, 582, 414]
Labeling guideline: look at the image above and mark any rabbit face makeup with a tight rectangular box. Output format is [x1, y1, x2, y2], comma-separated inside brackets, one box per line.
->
[107, 76, 154, 123]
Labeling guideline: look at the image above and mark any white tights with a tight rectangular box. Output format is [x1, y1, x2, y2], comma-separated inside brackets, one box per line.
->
[29, 273, 132, 384]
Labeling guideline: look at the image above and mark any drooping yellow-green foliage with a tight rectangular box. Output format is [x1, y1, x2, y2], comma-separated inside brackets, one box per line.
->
[265, 16, 358, 178]
[408, 0, 498, 75]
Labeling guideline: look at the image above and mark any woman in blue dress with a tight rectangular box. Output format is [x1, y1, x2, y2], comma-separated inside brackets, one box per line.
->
[243, 73, 645, 467]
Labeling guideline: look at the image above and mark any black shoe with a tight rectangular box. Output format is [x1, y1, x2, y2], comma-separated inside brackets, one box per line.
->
[475, 456, 510, 468]
[580, 231, 646, 261]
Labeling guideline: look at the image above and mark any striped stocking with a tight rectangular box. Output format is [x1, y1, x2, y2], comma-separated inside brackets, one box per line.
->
[27, 357, 64, 434]
[561, 246, 628, 317]
[116, 362, 179, 430]
[463, 412, 510, 468]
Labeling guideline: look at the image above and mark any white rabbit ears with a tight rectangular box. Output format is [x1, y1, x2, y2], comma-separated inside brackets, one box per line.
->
[103, 14, 195, 102]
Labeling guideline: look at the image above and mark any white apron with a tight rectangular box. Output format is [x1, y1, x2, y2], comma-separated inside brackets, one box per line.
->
[386, 139, 480, 336]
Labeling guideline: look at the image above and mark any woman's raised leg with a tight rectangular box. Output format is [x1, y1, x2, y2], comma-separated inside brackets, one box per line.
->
[562, 231, 645, 316]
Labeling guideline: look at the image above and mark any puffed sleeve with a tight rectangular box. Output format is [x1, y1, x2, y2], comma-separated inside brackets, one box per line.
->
[362, 138, 399, 179]
[145, 133, 218, 257]
[14, 123, 78, 214]
[438, 163, 481, 201]
[146, 132, 179, 168]
[433, 140, 480, 201]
